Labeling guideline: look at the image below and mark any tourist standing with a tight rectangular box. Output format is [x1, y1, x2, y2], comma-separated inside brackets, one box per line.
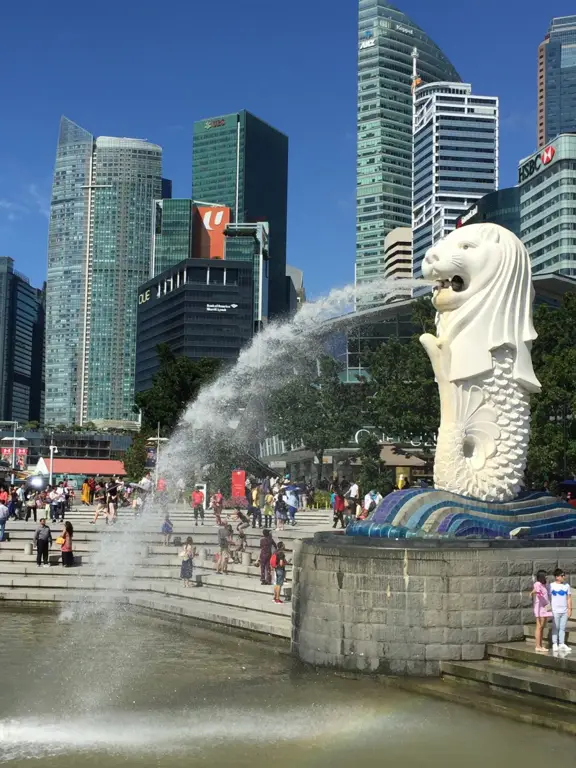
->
[191, 486, 205, 525]
[0, 499, 9, 542]
[274, 494, 287, 531]
[216, 524, 232, 574]
[550, 568, 572, 653]
[106, 483, 118, 524]
[81, 478, 91, 506]
[345, 480, 359, 520]
[91, 483, 106, 523]
[25, 491, 38, 523]
[259, 529, 276, 585]
[33, 519, 52, 567]
[60, 521, 74, 567]
[531, 570, 552, 653]
[249, 493, 262, 529]
[176, 478, 186, 505]
[272, 542, 287, 603]
[285, 488, 298, 526]
[179, 536, 195, 587]
[140, 472, 153, 495]
[161, 514, 173, 546]
[210, 489, 224, 525]
[88, 476, 96, 504]
[7, 486, 18, 520]
[263, 491, 274, 528]
[333, 491, 346, 529]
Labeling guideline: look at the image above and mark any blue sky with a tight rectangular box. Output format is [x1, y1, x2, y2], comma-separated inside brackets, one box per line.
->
[0, 1, 573, 298]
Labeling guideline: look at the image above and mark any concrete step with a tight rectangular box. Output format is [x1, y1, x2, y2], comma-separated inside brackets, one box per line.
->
[0, 588, 291, 639]
[394, 676, 576, 736]
[488, 641, 576, 676]
[441, 659, 576, 706]
[127, 594, 291, 638]
[0, 573, 291, 617]
[524, 620, 576, 643]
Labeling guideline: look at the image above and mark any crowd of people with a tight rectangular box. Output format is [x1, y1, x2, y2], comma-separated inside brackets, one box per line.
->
[330, 482, 384, 529]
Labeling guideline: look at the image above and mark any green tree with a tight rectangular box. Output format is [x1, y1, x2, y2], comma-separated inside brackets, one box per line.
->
[356, 433, 394, 496]
[526, 294, 576, 487]
[265, 357, 358, 484]
[359, 298, 439, 445]
[123, 432, 148, 481]
[135, 344, 220, 434]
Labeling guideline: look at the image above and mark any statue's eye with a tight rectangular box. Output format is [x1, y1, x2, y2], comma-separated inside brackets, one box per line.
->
[461, 243, 470, 250]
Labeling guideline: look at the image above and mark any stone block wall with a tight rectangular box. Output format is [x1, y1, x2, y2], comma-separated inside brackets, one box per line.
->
[291, 539, 576, 676]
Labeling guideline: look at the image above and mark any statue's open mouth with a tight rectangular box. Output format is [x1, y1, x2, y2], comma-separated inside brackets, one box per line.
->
[434, 275, 465, 293]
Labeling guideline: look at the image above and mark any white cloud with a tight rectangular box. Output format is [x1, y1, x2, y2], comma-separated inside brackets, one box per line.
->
[27, 184, 50, 219]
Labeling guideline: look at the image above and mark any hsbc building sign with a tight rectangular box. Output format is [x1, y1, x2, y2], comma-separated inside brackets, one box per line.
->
[518, 145, 557, 183]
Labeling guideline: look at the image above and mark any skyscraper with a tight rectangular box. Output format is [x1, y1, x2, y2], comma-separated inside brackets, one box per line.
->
[192, 111, 288, 317]
[538, 16, 576, 148]
[356, 1, 460, 288]
[46, 117, 162, 425]
[383, 227, 412, 301]
[412, 82, 498, 279]
[519, 135, 576, 276]
[0, 257, 45, 423]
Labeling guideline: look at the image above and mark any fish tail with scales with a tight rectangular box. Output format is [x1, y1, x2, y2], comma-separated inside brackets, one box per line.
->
[433, 347, 531, 502]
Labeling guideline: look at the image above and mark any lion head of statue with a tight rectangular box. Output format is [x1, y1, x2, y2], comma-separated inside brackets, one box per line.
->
[422, 223, 541, 393]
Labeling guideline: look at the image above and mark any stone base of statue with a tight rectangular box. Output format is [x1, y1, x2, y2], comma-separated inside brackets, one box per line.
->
[346, 488, 576, 539]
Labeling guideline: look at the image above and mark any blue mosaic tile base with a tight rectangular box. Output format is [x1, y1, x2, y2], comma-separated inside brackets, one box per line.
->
[346, 489, 576, 540]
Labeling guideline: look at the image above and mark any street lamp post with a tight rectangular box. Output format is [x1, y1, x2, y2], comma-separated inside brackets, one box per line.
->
[147, 423, 168, 489]
[48, 437, 58, 486]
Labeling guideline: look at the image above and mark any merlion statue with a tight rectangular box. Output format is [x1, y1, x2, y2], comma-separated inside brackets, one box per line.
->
[420, 224, 541, 502]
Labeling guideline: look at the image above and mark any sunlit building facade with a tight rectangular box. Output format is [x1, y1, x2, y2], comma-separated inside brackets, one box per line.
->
[538, 16, 576, 147]
[46, 117, 162, 425]
[356, 0, 460, 288]
[192, 111, 288, 317]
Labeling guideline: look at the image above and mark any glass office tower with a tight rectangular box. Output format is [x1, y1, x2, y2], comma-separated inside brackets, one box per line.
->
[0, 258, 45, 423]
[356, 0, 460, 288]
[46, 117, 162, 425]
[192, 111, 288, 317]
[412, 82, 498, 281]
[538, 16, 576, 147]
[520, 134, 576, 276]
[152, 199, 195, 277]
[455, 187, 520, 236]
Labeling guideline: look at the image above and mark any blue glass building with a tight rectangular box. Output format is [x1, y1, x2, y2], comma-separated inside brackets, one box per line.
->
[0, 258, 45, 423]
[538, 16, 576, 147]
[192, 111, 288, 318]
[46, 117, 162, 425]
[356, 1, 460, 288]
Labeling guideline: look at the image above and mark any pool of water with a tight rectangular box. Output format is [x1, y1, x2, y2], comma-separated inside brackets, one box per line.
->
[0, 606, 573, 766]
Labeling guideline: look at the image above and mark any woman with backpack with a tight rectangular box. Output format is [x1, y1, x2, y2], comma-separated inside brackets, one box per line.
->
[271, 541, 287, 604]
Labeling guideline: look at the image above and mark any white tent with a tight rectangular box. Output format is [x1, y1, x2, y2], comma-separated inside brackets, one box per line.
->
[34, 457, 49, 476]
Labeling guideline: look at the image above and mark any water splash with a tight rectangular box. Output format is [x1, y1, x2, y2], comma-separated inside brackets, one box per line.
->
[160, 276, 427, 482]
[0, 706, 386, 762]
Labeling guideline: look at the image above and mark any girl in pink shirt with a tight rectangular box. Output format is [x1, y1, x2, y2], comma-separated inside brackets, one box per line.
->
[531, 570, 552, 653]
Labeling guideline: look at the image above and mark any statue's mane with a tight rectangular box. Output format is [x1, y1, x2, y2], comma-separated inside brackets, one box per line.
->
[437, 224, 541, 393]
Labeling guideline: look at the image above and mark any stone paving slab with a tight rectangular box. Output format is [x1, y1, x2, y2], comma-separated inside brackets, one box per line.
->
[488, 641, 576, 675]
[393, 677, 576, 736]
[442, 659, 576, 704]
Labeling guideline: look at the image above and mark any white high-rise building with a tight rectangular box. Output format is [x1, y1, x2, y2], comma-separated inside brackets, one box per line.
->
[412, 81, 499, 282]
